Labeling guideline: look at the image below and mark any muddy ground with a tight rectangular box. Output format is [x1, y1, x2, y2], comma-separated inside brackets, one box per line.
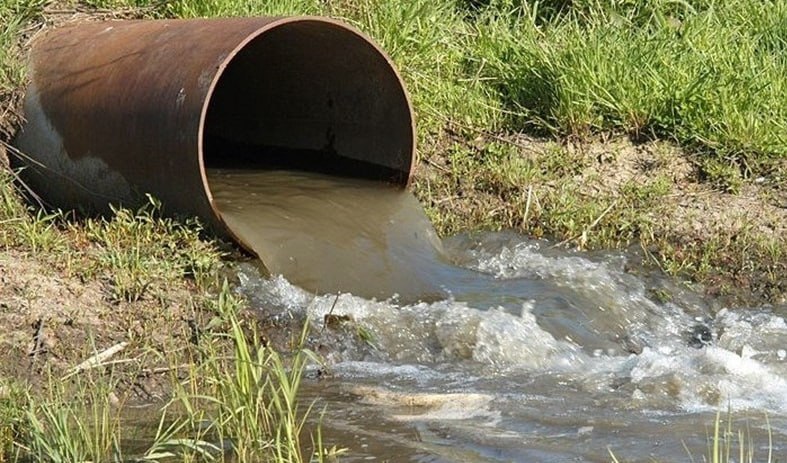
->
[0, 249, 211, 398]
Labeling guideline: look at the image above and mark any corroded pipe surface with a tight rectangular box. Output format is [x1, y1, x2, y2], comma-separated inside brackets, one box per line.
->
[14, 17, 414, 250]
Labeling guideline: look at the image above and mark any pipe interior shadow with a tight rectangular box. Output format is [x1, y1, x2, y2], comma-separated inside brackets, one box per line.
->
[203, 20, 413, 184]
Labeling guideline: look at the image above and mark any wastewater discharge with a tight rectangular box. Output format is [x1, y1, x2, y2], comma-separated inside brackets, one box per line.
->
[208, 168, 458, 302]
[208, 167, 787, 462]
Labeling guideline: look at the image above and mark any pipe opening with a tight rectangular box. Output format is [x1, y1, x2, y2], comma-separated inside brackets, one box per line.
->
[202, 19, 414, 184]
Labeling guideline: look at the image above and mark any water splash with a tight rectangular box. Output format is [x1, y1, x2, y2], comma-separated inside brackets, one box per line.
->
[214, 170, 787, 460]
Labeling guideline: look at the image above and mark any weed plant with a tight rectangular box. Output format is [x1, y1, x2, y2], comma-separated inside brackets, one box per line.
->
[22, 372, 126, 463]
[0, 283, 332, 463]
[170, 282, 332, 463]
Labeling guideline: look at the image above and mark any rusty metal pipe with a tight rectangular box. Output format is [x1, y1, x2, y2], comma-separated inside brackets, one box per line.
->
[14, 17, 415, 251]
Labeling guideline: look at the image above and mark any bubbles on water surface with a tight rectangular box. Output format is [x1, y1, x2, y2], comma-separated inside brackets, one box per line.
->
[234, 232, 787, 418]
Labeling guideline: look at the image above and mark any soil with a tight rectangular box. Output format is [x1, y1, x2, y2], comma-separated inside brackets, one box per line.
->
[0, 250, 207, 399]
[572, 138, 786, 243]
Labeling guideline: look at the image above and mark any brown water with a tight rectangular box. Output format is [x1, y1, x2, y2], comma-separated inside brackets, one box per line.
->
[208, 167, 550, 305]
[209, 168, 787, 462]
[207, 168, 461, 302]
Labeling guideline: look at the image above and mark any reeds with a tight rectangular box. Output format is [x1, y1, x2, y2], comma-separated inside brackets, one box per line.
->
[171, 283, 330, 462]
[609, 409, 775, 463]
[0, 282, 334, 463]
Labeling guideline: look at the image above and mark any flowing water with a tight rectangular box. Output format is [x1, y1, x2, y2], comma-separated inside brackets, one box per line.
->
[209, 168, 787, 462]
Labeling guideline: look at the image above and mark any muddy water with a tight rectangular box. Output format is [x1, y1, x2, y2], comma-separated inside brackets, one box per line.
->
[209, 169, 454, 302]
[209, 169, 549, 304]
[211, 169, 787, 462]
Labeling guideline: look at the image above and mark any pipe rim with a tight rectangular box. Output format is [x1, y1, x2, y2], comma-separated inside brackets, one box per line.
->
[196, 16, 416, 255]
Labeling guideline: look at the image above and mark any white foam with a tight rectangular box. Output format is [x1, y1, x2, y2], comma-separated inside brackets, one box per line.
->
[466, 240, 695, 348]
[471, 307, 578, 369]
[627, 344, 787, 414]
[235, 236, 787, 417]
[301, 292, 581, 369]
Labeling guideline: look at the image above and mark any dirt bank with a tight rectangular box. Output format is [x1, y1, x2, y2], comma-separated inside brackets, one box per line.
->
[0, 250, 203, 398]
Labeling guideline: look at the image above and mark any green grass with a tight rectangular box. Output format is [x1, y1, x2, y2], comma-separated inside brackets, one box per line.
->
[0, 0, 46, 141]
[170, 283, 337, 462]
[469, 0, 787, 188]
[74, 195, 222, 301]
[0, 170, 66, 254]
[22, 373, 130, 462]
[0, 1, 39, 89]
[1, 170, 222, 302]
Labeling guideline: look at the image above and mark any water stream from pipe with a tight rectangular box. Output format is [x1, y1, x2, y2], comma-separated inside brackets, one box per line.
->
[208, 168, 787, 462]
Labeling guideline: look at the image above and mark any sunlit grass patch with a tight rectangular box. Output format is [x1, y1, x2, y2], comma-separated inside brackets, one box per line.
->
[0, 0, 47, 144]
[0, 1, 44, 90]
[470, 0, 787, 187]
[0, 166, 223, 302]
[72, 196, 223, 301]
[0, 170, 66, 254]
